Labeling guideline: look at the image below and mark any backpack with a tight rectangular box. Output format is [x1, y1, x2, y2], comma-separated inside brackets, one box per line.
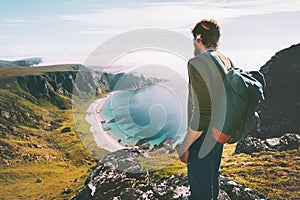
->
[207, 51, 265, 144]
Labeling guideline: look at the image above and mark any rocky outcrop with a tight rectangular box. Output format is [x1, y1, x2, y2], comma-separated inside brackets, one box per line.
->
[99, 72, 161, 93]
[235, 133, 300, 154]
[0, 67, 161, 111]
[257, 43, 300, 138]
[74, 147, 267, 200]
[0, 92, 42, 128]
[15, 65, 98, 109]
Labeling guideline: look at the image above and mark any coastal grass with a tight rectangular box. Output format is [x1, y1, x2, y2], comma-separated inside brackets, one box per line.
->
[72, 95, 110, 160]
[0, 64, 82, 78]
[0, 78, 110, 199]
[0, 160, 92, 200]
[0, 91, 97, 199]
[147, 144, 299, 200]
[137, 151, 186, 175]
[221, 145, 300, 200]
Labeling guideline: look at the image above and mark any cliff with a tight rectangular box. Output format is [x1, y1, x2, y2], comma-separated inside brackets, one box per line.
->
[99, 72, 160, 92]
[73, 147, 267, 200]
[257, 43, 300, 138]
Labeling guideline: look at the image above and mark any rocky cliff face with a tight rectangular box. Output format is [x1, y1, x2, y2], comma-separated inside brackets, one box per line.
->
[257, 43, 300, 138]
[14, 65, 98, 109]
[99, 72, 160, 93]
[73, 147, 267, 200]
[235, 133, 300, 154]
[1, 65, 157, 111]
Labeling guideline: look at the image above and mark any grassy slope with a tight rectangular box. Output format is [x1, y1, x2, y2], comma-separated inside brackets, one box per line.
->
[0, 64, 81, 78]
[0, 105, 96, 200]
[221, 145, 299, 200]
[0, 66, 108, 199]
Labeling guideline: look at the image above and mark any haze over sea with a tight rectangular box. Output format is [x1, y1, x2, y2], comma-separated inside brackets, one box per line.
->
[100, 78, 187, 148]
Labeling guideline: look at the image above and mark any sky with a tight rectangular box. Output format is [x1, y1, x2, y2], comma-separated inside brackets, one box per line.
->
[0, 0, 299, 71]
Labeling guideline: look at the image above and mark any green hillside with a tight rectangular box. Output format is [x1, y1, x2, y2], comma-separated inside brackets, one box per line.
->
[0, 65, 299, 200]
[0, 65, 105, 199]
[0, 64, 162, 199]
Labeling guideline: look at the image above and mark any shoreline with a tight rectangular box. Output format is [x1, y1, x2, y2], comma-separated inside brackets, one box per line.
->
[85, 93, 125, 152]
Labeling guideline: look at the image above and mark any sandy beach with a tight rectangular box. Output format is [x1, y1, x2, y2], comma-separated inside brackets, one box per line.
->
[85, 93, 125, 152]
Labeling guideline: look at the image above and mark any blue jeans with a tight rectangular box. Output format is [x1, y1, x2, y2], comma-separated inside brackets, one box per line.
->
[188, 130, 224, 200]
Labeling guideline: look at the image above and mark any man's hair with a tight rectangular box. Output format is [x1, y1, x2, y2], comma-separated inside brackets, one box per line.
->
[192, 19, 221, 48]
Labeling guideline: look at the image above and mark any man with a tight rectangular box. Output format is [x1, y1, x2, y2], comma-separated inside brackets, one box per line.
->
[178, 19, 231, 200]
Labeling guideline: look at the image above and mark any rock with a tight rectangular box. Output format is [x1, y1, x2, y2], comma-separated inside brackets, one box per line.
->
[277, 133, 300, 151]
[103, 127, 111, 131]
[61, 127, 71, 133]
[220, 177, 267, 200]
[74, 178, 80, 183]
[1, 111, 10, 119]
[135, 138, 148, 146]
[108, 118, 115, 123]
[73, 147, 267, 200]
[236, 133, 300, 154]
[120, 188, 144, 199]
[36, 178, 42, 183]
[235, 136, 272, 154]
[140, 143, 150, 150]
[218, 189, 231, 200]
[62, 188, 72, 194]
[257, 43, 300, 138]
[28, 143, 43, 148]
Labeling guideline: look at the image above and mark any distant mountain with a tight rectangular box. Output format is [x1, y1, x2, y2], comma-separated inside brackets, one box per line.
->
[0, 57, 42, 68]
[256, 43, 300, 138]
[99, 72, 161, 92]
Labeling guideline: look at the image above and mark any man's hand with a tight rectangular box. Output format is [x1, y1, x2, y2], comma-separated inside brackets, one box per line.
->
[177, 128, 202, 164]
[179, 150, 189, 164]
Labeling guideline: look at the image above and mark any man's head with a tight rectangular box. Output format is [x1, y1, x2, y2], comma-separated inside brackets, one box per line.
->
[192, 19, 221, 54]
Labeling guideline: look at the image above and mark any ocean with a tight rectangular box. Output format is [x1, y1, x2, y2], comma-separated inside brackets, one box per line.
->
[100, 83, 188, 148]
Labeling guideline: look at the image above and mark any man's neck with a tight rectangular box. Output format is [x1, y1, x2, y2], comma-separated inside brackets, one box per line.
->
[204, 46, 217, 52]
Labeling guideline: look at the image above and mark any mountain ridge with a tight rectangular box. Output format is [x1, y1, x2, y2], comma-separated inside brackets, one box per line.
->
[0, 57, 42, 68]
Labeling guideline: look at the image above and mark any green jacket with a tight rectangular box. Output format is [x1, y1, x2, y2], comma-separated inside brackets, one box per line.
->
[187, 52, 228, 131]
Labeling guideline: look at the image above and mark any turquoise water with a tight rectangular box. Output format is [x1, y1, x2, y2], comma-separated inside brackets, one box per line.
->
[100, 83, 187, 148]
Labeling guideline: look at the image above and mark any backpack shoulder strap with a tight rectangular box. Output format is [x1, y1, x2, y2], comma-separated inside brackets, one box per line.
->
[206, 51, 231, 75]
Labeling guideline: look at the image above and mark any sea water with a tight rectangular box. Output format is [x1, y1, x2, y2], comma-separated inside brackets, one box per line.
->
[100, 83, 187, 148]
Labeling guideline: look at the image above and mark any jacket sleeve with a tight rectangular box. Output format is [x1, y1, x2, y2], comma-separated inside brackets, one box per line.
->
[187, 60, 212, 131]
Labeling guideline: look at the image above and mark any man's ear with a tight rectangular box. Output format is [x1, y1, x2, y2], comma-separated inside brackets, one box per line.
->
[196, 34, 202, 41]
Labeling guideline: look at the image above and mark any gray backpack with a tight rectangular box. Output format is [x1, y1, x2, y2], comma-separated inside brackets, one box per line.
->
[208, 51, 265, 143]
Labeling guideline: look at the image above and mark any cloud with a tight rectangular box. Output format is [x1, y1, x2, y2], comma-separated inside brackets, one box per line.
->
[0, 18, 32, 25]
[1, 0, 299, 68]
[58, 0, 300, 33]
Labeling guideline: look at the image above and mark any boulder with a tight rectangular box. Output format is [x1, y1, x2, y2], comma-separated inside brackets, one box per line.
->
[61, 127, 71, 133]
[235, 133, 300, 154]
[73, 147, 267, 200]
[257, 43, 300, 138]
